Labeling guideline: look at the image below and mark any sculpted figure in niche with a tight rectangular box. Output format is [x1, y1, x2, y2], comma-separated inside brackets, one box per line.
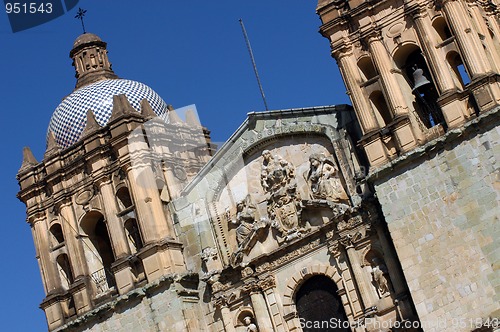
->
[306, 153, 348, 203]
[244, 316, 258, 332]
[371, 257, 390, 296]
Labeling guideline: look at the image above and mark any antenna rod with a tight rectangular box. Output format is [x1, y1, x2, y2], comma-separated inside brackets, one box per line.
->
[239, 19, 269, 111]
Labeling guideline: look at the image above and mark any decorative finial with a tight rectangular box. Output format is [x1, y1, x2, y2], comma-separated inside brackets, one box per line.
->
[75, 8, 87, 34]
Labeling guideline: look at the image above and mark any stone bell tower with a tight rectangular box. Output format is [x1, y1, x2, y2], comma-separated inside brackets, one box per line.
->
[317, 1, 500, 330]
[17, 33, 213, 331]
[317, 0, 500, 166]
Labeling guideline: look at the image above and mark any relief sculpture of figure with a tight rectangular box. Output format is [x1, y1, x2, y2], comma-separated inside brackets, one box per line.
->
[306, 153, 349, 203]
[231, 195, 257, 246]
[261, 149, 295, 196]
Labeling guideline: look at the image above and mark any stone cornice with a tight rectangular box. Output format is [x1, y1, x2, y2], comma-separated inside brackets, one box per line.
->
[367, 106, 500, 183]
[52, 272, 199, 332]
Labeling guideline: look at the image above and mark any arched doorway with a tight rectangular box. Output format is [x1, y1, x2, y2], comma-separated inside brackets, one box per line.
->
[296, 275, 351, 332]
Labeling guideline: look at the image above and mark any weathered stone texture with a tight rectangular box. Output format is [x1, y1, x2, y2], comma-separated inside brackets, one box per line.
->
[374, 124, 499, 331]
[61, 285, 207, 332]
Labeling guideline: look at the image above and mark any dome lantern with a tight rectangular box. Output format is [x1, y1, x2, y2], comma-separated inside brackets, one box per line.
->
[70, 33, 118, 89]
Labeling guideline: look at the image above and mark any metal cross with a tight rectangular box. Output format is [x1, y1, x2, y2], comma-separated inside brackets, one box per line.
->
[75, 8, 87, 34]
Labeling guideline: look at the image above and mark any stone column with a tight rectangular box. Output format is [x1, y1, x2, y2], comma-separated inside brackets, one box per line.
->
[33, 215, 60, 293]
[413, 10, 457, 93]
[467, 3, 500, 73]
[367, 34, 409, 116]
[214, 297, 235, 332]
[99, 179, 129, 258]
[336, 47, 380, 132]
[59, 203, 88, 278]
[442, 0, 491, 77]
[246, 283, 274, 331]
[259, 276, 286, 332]
[126, 128, 175, 244]
[341, 237, 377, 313]
[126, 163, 171, 243]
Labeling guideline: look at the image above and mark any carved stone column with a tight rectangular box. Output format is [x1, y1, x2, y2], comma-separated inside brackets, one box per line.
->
[335, 46, 380, 133]
[259, 276, 286, 332]
[33, 215, 60, 293]
[245, 282, 274, 331]
[367, 34, 409, 117]
[125, 163, 171, 244]
[99, 179, 138, 294]
[59, 203, 88, 278]
[341, 236, 377, 315]
[214, 296, 235, 332]
[99, 179, 129, 258]
[468, 3, 500, 72]
[33, 214, 65, 331]
[442, 0, 491, 77]
[413, 10, 457, 94]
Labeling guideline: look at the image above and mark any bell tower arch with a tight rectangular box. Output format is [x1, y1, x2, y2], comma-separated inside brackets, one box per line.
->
[317, 0, 500, 166]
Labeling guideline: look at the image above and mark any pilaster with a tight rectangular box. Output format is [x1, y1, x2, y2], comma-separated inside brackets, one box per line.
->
[335, 45, 381, 133]
[59, 203, 88, 278]
[244, 281, 275, 331]
[98, 179, 129, 258]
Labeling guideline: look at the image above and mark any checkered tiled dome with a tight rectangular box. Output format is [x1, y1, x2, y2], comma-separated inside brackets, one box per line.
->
[48, 79, 169, 148]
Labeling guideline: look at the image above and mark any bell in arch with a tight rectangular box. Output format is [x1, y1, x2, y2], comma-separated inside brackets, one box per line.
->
[412, 66, 431, 91]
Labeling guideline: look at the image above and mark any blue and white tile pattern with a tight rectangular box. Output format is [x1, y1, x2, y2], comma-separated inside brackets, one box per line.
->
[48, 79, 169, 148]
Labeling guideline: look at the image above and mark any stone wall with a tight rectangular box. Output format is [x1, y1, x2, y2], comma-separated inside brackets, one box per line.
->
[372, 110, 499, 331]
[55, 276, 207, 332]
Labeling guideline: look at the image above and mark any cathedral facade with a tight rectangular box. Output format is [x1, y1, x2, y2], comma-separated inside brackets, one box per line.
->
[17, 0, 499, 331]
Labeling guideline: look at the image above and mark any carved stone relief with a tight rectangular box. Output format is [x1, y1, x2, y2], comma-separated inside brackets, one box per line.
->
[228, 195, 269, 266]
[217, 140, 354, 265]
[305, 153, 349, 204]
[260, 150, 308, 243]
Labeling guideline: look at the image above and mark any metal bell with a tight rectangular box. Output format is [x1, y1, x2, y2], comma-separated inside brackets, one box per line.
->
[412, 66, 431, 91]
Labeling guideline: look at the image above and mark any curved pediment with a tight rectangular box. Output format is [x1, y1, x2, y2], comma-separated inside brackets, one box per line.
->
[172, 106, 365, 269]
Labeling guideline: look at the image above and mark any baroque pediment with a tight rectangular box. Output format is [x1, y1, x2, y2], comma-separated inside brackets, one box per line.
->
[221, 142, 352, 266]
[171, 106, 365, 269]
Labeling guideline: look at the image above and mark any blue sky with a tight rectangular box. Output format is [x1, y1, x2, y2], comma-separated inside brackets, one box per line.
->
[0, 1, 349, 330]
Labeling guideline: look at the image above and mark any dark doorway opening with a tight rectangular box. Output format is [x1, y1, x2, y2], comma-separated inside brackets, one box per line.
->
[296, 275, 351, 332]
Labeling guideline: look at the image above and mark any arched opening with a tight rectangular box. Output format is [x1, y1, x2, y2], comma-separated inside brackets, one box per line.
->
[295, 275, 350, 331]
[116, 187, 133, 211]
[357, 56, 377, 81]
[369, 91, 392, 126]
[56, 254, 74, 290]
[398, 49, 445, 128]
[80, 212, 116, 294]
[432, 17, 452, 43]
[124, 218, 143, 254]
[49, 223, 64, 247]
[446, 51, 470, 88]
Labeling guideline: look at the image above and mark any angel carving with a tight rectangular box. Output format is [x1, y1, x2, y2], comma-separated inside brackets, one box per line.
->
[306, 153, 348, 203]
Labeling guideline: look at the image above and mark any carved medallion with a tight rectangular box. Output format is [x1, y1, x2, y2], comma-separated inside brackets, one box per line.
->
[75, 188, 94, 205]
